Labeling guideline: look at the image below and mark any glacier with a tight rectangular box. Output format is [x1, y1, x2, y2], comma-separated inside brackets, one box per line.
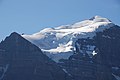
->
[22, 16, 115, 62]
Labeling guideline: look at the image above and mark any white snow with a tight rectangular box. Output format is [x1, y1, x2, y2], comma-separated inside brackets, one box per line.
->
[62, 68, 68, 73]
[43, 51, 73, 62]
[112, 67, 119, 70]
[102, 35, 111, 39]
[22, 16, 114, 62]
[0, 64, 9, 80]
[92, 51, 97, 56]
[62, 68, 72, 76]
[112, 74, 120, 80]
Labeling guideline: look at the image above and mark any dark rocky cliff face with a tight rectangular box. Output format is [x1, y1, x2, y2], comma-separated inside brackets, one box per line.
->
[0, 32, 71, 80]
[59, 25, 120, 80]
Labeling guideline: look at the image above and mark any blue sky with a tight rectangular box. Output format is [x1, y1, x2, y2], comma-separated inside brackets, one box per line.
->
[0, 0, 120, 40]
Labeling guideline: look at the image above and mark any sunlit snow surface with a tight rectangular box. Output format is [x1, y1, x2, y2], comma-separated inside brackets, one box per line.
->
[22, 16, 114, 62]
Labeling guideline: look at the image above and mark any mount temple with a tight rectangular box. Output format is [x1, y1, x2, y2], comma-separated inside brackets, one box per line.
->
[0, 16, 120, 80]
[23, 16, 114, 62]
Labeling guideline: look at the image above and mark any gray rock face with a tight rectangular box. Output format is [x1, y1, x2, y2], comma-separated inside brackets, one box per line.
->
[58, 25, 120, 80]
[0, 32, 71, 80]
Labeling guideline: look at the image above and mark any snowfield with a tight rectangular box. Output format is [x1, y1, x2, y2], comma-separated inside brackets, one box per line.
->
[22, 16, 115, 62]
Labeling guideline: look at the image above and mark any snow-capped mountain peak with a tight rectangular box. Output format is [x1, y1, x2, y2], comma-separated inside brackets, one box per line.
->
[22, 16, 115, 62]
[89, 15, 111, 22]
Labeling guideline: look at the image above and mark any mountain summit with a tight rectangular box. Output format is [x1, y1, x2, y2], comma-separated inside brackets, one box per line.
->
[21, 16, 120, 80]
[22, 16, 115, 62]
[89, 15, 111, 22]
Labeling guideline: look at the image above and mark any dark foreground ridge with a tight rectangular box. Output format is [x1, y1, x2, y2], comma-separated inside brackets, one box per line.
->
[0, 32, 71, 80]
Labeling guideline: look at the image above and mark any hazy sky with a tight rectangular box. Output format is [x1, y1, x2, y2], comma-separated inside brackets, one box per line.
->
[0, 0, 120, 40]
